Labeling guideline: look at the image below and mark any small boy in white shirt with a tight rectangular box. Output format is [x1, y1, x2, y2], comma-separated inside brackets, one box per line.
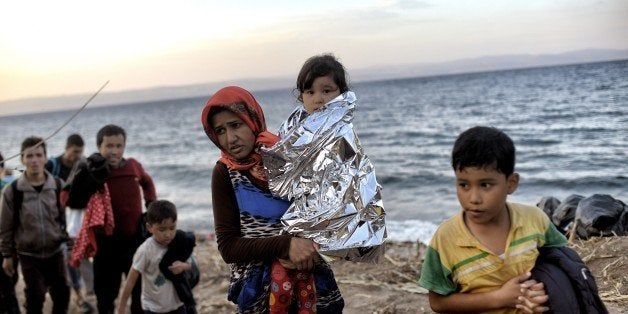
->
[117, 200, 193, 314]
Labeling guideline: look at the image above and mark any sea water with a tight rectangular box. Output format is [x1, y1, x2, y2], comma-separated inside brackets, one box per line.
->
[1, 60, 627, 244]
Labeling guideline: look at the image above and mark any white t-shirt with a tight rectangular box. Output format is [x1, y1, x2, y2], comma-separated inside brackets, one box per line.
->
[132, 237, 183, 312]
[66, 208, 84, 238]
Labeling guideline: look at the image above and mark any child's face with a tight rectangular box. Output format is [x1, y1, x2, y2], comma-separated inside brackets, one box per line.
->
[301, 74, 341, 114]
[211, 110, 256, 161]
[147, 218, 177, 247]
[98, 134, 125, 169]
[455, 166, 519, 226]
[21, 145, 46, 177]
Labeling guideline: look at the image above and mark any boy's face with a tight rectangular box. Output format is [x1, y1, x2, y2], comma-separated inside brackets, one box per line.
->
[21, 145, 46, 177]
[147, 218, 177, 247]
[301, 74, 341, 114]
[64, 144, 84, 164]
[455, 166, 519, 226]
[98, 134, 125, 169]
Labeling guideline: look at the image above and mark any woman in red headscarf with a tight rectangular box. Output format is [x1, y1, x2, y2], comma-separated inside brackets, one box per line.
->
[201, 86, 344, 313]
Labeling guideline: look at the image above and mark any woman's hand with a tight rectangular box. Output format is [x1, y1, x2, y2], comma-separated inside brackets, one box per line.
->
[278, 258, 297, 269]
[288, 237, 318, 271]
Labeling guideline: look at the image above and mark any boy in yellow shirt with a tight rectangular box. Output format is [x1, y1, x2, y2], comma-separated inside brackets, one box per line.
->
[419, 126, 567, 313]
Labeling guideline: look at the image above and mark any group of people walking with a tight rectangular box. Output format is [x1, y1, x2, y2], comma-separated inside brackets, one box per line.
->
[0, 53, 606, 314]
[0, 124, 158, 314]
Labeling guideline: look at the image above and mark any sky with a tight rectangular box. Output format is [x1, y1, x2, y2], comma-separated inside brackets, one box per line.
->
[1, 0, 627, 104]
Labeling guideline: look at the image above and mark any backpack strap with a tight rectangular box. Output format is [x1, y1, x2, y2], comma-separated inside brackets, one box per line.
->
[49, 157, 62, 178]
[54, 177, 65, 230]
[11, 178, 65, 230]
[10, 180, 22, 227]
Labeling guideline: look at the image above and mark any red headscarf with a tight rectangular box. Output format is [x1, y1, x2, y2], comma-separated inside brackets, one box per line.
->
[201, 86, 279, 182]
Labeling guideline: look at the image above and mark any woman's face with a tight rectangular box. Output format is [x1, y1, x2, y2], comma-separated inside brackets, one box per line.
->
[211, 110, 256, 160]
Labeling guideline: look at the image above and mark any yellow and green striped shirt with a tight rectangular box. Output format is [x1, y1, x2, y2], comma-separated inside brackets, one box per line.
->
[419, 202, 566, 312]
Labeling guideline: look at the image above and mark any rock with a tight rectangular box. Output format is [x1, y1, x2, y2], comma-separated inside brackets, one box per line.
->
[552, 194, 585, 233]
[537, 196, 561, 218]
[576, 194, 627, 238]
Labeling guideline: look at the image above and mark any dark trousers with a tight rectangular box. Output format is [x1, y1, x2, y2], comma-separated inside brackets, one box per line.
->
[0, 255, 20, 314]
[94, 233, 142, 314]
[143, 306, 187, 314]
[19, 252, 70, 314]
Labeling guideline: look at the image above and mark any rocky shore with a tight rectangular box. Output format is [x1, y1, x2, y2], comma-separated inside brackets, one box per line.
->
[21, 236, 628, 313]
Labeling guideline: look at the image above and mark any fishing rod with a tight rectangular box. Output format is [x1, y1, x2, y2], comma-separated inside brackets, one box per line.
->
[0, 80, 110, 169]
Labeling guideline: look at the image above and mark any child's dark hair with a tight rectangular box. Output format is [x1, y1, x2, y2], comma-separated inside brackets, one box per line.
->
[96, 124, 126, 147]
[452, 126, 515, 176]
[295, 53, 350, 102]
[146, 200, 178, 224]
[66, 133, 85, 148]
[21, 136, 46, 157]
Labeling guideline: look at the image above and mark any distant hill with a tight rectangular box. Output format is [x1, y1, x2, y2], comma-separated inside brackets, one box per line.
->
[351, 48, 628, 81]
[2, 48, 627, 117]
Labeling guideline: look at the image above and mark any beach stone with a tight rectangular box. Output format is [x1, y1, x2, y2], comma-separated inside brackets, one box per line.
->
[575, 194, 627, 238]
[537, 196, 561, 218]
[552, 194, 585, 233]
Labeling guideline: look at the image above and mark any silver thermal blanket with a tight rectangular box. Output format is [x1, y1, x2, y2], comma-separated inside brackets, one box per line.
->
[262, 91, 386, 262]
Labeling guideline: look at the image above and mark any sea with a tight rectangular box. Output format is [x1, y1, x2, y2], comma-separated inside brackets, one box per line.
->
[1, 60, 627, 244]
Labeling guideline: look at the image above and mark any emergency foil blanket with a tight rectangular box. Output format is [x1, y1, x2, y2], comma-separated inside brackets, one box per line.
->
[262, 91, 386, 262]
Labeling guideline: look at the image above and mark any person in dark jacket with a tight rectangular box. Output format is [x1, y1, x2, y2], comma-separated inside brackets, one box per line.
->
[69, 125, 157, 314]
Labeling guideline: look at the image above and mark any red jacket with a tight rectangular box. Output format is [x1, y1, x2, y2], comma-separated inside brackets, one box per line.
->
[71, 184, 115, 267]
[107, 158, 156, 236]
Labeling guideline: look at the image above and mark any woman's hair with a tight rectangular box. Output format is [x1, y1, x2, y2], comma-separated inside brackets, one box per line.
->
[146, 200, 178, 224]
[295, 53, 350, 101]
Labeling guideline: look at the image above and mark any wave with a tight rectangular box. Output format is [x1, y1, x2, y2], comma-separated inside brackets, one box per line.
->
[524, 176, 628, 189]
[386, 219, 438, 244]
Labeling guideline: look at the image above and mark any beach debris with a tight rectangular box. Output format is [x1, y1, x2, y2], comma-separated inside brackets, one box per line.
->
[571, 236, 628, 305]
[540, 194, 627, 239]
[537, 196, 561, 217]
[551, 194, 585, 233]
[575, 194, 628, 239]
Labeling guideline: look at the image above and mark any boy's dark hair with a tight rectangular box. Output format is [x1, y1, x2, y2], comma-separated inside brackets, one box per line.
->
[0, 152, 4, 168]
[66, 133, 84, 148]
[146, 200, 178, 224]
[452, 126, 515, 176]
[295, 53, 350, 102]
[21, 136, 46, 157]
[96, 124, 126, 147]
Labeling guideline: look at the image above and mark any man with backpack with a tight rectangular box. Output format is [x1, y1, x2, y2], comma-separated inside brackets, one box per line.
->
[45, 133, 95, 313]
[0, 136, 70, 314]
[45, 133, 85, 182]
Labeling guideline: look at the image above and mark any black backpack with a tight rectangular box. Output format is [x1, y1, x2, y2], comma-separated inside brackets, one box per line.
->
[10, 178, 67, 234]
[531, 246, 608, 314]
